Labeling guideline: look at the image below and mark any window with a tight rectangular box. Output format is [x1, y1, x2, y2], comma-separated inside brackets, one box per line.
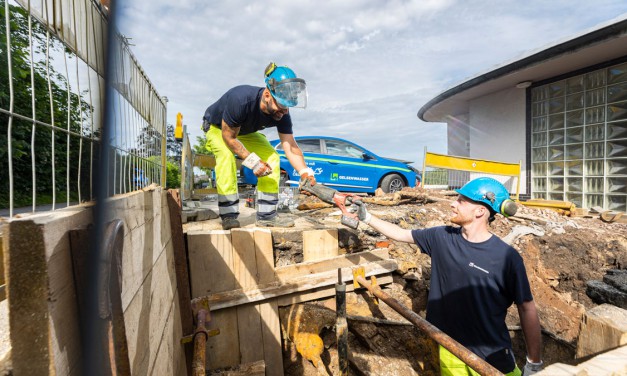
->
[324, 140, 365, 158]
[531, 61, 627, 211]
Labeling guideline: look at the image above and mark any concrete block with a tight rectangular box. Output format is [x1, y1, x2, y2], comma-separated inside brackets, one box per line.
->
[576, 304, 627, 359]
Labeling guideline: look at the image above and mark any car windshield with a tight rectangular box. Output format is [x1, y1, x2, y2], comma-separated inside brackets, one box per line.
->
[325, 140, 364, 158]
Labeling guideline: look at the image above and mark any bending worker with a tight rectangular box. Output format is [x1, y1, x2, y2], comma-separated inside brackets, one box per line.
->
[354, 177, 543, 375]
[202, 63, 316, 230]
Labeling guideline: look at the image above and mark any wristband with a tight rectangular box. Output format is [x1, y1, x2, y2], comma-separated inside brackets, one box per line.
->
[526, 356, 543, 369]
[299, 167, 314, 176]
[242, 152, 261, 169]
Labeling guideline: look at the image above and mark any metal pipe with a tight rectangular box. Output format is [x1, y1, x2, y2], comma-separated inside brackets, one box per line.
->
[192, 309, 209, 376]
[355, 275, 503, 376]
[336, 269, 348, 376]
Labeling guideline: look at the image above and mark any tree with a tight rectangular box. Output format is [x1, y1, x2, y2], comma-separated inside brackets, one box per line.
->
[165, 123, 182, 160]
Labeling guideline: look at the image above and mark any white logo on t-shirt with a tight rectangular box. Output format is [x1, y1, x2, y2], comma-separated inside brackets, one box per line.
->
[469, 262, 490, 274]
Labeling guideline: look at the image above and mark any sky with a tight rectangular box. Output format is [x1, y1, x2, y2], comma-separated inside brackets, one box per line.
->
[116, 1, 627, 167]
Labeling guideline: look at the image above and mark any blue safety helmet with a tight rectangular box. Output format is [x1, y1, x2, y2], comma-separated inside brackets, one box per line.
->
[264, 62, 307, 108]
[455, 177, 517, 218]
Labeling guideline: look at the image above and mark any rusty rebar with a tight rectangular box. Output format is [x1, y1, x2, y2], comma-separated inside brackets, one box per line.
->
[355, 275, 503, 376]
[192, 309, 209, 376]
[336, 268, 348, 375]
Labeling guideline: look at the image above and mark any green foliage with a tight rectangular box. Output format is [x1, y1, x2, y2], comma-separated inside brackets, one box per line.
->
[165, 158, 181, 189]
[0, 3, 94, 208]
[193, 134, 210, 154]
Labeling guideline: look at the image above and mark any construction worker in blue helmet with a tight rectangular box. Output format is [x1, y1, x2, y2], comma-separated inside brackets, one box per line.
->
[353, 177, 543, 376]
[201, 62, 316, 230]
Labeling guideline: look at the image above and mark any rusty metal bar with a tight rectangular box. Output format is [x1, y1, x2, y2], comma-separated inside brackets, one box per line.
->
[336, 268, 348, 375]
[192, 308, 209, 376]
[355, 275, 503, 376]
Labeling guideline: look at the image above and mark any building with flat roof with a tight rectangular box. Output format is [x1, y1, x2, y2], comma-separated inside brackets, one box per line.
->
[419, 15, 627, 211]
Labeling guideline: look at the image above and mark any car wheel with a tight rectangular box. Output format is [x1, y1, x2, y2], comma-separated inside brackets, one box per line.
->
[381, 173, 405, 193]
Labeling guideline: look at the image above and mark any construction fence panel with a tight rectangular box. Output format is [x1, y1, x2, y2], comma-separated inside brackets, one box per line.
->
[1, 0, 166, 218]
[421, 149, 521, 200]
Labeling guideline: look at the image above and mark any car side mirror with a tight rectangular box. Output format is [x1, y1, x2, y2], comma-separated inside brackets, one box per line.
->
[362, 153, 374, 160]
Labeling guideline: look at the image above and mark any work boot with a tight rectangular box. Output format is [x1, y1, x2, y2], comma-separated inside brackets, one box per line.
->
[222, 217, 241, 230]
[256, 216, 295, 228]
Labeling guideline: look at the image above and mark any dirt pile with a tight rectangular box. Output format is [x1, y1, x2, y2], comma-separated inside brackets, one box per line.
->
[282, 187, 627, 375]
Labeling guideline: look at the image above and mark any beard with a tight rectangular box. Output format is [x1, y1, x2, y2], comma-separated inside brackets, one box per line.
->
[264, 97, 285, 121]
[450, 211, 473, 226]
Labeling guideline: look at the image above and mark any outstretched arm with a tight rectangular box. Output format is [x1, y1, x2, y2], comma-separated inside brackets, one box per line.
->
[354, 201, 414, 243]
[278, 132, 307, 172]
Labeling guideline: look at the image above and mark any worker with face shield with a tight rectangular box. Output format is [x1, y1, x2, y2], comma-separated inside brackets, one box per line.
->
[202, 63, 316, 230]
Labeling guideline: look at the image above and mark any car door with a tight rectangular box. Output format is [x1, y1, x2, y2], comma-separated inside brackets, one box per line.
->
[321, 139, 377, 192]
[276, 138, 329, 185]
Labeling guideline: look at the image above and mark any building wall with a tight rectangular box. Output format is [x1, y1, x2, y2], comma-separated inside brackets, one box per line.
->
[466, 87, 528, 194]
[447, 113, 470, 157]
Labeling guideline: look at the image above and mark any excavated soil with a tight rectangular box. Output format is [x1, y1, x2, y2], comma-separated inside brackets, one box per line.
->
[279, 187, 627, 375]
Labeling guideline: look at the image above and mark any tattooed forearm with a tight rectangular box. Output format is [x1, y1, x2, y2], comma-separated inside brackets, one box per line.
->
[221, 122, 250, 159]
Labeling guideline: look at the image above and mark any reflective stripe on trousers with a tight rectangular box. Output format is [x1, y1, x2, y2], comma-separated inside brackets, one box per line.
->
[205, 125, 281, 219]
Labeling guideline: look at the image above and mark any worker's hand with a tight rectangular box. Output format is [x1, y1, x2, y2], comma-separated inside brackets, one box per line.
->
[352, 200, 372, 224]
[242, 152, 273, 177]
[298, 168, 316, 188]
[522, 357, 543, 376]
[253, 160, 272, 177]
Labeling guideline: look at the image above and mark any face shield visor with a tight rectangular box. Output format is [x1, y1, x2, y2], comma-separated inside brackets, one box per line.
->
[270, 78, 307, 108]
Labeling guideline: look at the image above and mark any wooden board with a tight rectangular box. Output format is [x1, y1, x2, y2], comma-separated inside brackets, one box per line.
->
[232, 229, 264, 364]
[276, 248, 389, 282]
[303, 229, 339, 262]
[187, 231, 235, 297]
[206, 308, 240, 370]
[199, 259, 398, 311]
[277, 274, 393, 306]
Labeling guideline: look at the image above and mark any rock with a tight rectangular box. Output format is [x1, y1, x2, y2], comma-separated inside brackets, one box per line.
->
[586, 280, 627, 309]
[604, 269, 627, 294]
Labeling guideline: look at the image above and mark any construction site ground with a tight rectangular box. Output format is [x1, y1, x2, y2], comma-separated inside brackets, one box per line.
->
[183, 187, 627, 375]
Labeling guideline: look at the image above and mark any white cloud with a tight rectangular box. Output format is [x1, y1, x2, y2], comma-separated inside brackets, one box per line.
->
[116, 0, 627, 166]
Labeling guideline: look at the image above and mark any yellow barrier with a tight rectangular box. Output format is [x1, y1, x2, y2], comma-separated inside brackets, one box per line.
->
[421, 149, 521, 201]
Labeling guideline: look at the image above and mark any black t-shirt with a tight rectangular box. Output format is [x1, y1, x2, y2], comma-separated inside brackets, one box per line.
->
[411, 226, 533, 371]
[203, 85, 293, 136]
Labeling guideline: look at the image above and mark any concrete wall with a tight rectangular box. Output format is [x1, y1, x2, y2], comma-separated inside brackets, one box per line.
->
[4, 187, 186, 375]
[466, 87, 528, 193]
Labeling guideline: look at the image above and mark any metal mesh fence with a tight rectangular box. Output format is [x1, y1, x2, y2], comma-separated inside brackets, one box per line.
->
[1, 0, 166, 217]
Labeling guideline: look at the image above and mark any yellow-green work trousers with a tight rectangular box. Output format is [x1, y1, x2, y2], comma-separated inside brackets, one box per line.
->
[439, 346, 522, 376]
[205, 125, 281, 220]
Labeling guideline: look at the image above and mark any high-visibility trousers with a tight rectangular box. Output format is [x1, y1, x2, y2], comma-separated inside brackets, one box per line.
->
[205, 125, 280, 220]
[439, 346, 521, 376]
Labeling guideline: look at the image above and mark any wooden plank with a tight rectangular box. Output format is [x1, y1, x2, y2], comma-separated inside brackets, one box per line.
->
[219, 360, 265, 376]
[254, 229, 276, 285]
[167, 189, 193, 374]
[258, 300, 283, 376]
[200, 259, 398, 311]
[254, 229, 283, 376]
[206, 308, 240, 370]
[303, 229, 339, 262]
[236, 304, 263, 363]
[276, 248, 389, 282]
[187, 231, 235, 297]
[277, 274, 393, 306]
[232, 229, 264, 364]
[231, 229, 259, 290]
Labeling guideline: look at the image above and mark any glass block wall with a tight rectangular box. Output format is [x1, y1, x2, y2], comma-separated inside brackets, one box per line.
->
[531, 61, 627, 211]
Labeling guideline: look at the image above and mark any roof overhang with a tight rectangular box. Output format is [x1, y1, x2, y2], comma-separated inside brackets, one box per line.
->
[419, 16, 627, 122]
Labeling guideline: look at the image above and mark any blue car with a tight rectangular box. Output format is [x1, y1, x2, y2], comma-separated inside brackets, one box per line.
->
[242, 136, 420, 194]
